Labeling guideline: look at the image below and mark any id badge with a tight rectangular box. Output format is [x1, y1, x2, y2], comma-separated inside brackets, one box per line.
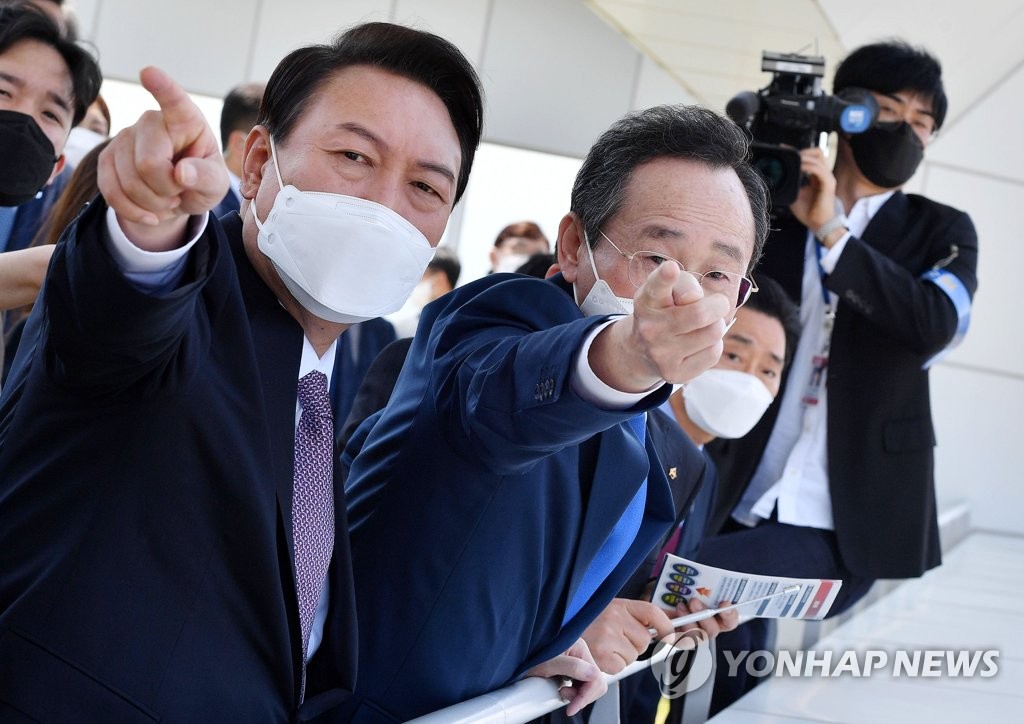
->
[801, 353, 829, 406]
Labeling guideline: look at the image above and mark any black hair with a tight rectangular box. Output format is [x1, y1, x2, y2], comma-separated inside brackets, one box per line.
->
[0, 3, 100, 125]
[427, 247, 461, 289]
[833, 40, 947, 130]
[220, 82, 264, 150]
[743, 273, 800, 368]
[257, 21, 483, 205]
[570, 104, 769, 272]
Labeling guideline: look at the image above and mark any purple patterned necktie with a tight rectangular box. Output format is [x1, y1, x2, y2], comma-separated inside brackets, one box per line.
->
[293, 370, 335, 697]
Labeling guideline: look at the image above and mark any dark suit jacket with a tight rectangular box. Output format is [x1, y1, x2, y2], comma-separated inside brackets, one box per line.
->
[331, 317, 397, 444]
[708, 194, 978, 579]
[0, 202, 355, 721]
[341, 273, 676, 722]
[338, 335, 412, 449]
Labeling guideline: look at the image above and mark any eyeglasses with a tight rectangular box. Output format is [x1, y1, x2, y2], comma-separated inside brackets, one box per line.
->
[598, 232, 757, 308]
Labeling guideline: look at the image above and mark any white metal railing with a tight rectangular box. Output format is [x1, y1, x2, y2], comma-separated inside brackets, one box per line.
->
[408, 636, 710, 724]
[410, 503, 973, 723]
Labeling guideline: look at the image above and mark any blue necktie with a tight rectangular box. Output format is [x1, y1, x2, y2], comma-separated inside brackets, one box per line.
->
[0, 206, 17, 253]
[563, 413, 648, 624]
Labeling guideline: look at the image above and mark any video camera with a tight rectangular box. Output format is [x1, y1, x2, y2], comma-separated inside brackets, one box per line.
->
[727, 52, 878, 207]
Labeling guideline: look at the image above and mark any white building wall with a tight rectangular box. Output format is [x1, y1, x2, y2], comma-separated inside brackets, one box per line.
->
[913, 64, 1024, 536]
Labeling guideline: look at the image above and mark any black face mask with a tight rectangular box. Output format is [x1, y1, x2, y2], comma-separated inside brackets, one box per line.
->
[0, 110, 59, 207]
[848, 121, 925, 189]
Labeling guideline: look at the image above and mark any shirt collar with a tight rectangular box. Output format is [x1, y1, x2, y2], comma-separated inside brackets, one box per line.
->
[298, 336, 337, 388]
[838, 189, 895, 238]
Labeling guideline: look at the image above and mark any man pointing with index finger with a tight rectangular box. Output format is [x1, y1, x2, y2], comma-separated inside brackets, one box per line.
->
[0, 22, 483, 721]
[341, 103, 768, 722]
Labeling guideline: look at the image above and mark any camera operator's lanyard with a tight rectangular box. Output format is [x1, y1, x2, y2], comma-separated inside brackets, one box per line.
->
[801, 242, 837, 408]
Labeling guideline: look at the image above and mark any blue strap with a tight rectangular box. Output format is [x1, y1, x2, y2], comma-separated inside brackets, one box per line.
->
[562, 413, 648, 624]
[0, 206, 17, 253]
[921, 268, 971, 369]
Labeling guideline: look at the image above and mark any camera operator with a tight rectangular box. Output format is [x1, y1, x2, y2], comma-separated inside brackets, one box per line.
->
[701, 39, 978, 713]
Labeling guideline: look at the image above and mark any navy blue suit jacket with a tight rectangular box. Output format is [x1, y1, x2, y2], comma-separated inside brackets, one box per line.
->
[0, 202, 356, 721]
[342, 273, 676, 721]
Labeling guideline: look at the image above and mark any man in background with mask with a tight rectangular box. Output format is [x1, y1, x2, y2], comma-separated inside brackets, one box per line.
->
[0, 4, 98, 380]
[489, 218, 550, 273]
[0, 2, 96, 249]
[0, 22, 483, 720]
[703, 40, 979, 713]
[342, 104, 769, 722]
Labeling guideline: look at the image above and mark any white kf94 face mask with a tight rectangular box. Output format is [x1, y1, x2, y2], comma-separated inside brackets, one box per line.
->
[683, 368, 773, 439]
[574, 232, 634, 317]
[252, 138, 436, 324]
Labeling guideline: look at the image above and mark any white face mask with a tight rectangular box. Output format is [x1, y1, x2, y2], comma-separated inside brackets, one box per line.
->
[574, 232, 634, 317]
[63, 126, 107, 168]
[252, 138, 436, 324]
[493, 252, 531, 274]
[683, 368, 773, 439]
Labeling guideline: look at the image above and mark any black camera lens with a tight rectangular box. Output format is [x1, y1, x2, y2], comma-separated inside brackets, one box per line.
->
[755, 156, 787, 190]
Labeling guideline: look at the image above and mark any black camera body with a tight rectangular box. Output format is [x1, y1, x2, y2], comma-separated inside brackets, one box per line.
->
[727, 52, 878, 207]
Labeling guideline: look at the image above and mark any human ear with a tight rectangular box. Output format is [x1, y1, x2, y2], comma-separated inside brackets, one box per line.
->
[555, 212, 585, 284]
[239, 125, 272, 200]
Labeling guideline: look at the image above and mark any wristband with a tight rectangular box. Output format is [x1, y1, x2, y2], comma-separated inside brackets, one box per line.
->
[814, 214, 848, 243]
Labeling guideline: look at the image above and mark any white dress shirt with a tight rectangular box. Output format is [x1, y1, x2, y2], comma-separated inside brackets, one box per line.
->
[736, 191, 894, 530]
[573, 318, 665, 410]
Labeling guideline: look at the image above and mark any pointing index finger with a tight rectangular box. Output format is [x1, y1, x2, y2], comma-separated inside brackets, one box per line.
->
[639, 261, 704, 309]
[138, 66, 207, 153]
[638, 261, 683, 310]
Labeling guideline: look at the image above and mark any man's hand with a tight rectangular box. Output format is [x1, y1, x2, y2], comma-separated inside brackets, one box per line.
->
[789, 147, 838, 236]
[523, 638, 607, 716]
[582, 598, 675, 674]
[97, 67, 228, 251]
[675, 597, 739, 640]
[590, 262, 731, 392]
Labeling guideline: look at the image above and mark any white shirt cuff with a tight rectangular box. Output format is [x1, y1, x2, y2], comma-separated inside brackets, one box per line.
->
[571, 318, 664, 410]
[818, 231, 851, 274]
[104, 206, 208, 274]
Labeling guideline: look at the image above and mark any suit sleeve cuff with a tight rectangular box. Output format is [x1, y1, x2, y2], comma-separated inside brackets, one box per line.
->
[104, 206, 207, 274]
[819, 231, 852, 274]
[571, 318, 663, 409]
